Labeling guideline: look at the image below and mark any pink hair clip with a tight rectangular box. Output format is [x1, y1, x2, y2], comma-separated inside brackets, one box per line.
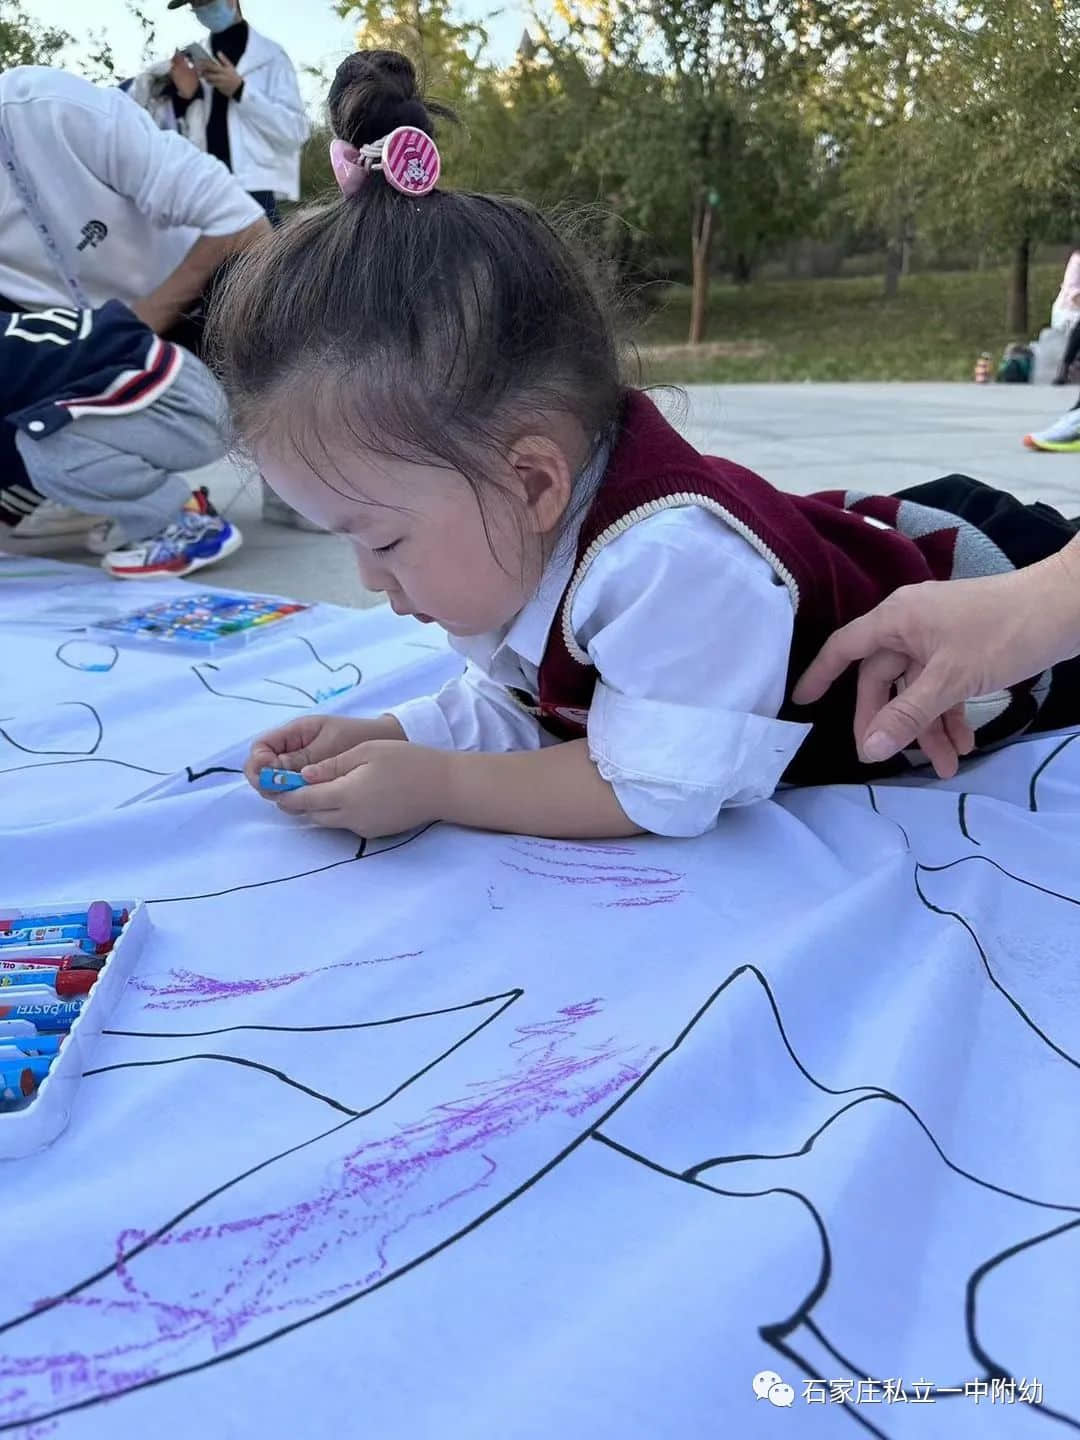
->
[329, 126, 441, 200]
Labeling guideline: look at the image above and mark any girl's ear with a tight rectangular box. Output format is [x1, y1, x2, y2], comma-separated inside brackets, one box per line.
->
[508, 433, 574, 537]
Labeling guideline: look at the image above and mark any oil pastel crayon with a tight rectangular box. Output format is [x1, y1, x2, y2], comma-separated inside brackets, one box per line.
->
[0, 945, 88, 965]
[0, 1056, 52, 1103]
[0, 969, 97, 997]
[0, 903, 125, 938]
[0, 987, 55, 1005]
[0, 924, 115, 952]
[0, 954, 106, 973]
[0, 1019, 38, 1038]
[0, 998, 84, 1032]
[259, 767, 309, 792]
[0, 1034, 62, 1058]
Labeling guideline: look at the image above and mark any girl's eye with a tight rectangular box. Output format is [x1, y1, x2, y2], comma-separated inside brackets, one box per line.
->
[372, 540, 401, 556]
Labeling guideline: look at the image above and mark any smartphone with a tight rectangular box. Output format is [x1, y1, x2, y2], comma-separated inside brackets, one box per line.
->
[182, 42, 212, 65]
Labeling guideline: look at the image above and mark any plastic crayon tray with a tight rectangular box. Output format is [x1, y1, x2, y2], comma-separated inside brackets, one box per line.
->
[87, 591, 312, 656]
[0, 901, 149, 1159]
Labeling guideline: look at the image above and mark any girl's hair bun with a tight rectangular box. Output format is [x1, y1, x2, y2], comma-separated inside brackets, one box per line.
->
[328, 49, 454, 148]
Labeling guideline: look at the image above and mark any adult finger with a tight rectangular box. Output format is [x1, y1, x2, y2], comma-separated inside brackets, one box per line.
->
[857, 661, 960, 763]
[943, 705, 976, 757]
[792, 612, 885, 705]
[852, 650, 908, 759]
[913, 716, 960, 780]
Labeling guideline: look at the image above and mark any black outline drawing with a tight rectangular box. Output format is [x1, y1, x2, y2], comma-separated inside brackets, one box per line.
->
[55, 639, 118, 673]
[185, 764, 243, 784]
[0, 988, 524, 1428]
[191, 635, 362, 710]
[0, 701, 103, 756]
[3, 630, 1080, 1437]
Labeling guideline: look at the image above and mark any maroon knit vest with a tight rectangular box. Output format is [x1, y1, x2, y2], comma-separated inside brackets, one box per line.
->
[511, 389, 1014, 786]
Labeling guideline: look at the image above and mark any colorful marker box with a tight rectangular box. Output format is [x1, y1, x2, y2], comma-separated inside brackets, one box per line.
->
[0, 900, 148, 1152]
[259, 767, 309, 792]
[87, 590, 313, 657]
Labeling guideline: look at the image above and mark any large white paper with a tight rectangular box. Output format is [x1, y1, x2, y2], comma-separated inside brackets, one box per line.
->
[1, 559, 1077, 1438]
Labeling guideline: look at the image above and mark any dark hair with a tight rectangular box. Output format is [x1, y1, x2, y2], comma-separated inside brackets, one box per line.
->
[208, 50, 625, 553]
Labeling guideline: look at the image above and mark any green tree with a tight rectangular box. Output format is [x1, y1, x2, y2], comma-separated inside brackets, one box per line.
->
[824, 0, 950, 299]
[0, 2, 70, 70]
[543, 0, 852, 342]
[920, 0, 1080, 336]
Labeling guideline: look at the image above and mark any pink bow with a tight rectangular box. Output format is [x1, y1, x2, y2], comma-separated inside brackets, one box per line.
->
[329, 138, 368, 198]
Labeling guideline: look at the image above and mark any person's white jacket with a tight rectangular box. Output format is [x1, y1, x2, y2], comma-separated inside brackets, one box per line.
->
[0, 66, 264, 310]
[179, 26, 309, 201]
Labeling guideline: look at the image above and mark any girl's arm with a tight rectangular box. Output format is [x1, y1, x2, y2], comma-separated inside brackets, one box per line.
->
[282, 507, 803, 841]
[440, 740, 643, 838]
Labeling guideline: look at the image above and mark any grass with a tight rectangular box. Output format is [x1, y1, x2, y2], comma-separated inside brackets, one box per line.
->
[635, 263, 1063, 384]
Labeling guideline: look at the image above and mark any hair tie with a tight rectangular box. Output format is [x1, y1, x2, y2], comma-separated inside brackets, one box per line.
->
[329, 127, 441, 199]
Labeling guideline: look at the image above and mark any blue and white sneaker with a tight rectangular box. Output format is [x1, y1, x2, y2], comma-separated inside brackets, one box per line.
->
[101, 487, 242, 579]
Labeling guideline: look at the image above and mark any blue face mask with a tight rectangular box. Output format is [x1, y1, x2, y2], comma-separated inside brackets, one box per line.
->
[193, 0, 237, 34]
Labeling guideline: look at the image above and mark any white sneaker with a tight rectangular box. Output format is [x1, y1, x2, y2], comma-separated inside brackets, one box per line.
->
[85, 518, 126, 557]
[0, 497, 105, 554]
[1023, 408, 1080, 452]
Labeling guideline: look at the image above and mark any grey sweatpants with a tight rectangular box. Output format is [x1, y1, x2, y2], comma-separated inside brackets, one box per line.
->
[15, 348, 227, 543]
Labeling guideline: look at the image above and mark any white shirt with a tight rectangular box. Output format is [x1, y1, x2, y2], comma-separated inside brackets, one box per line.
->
[175, 27, 310, 200]
[390, 495, 812, 837]
[0, 67, 264, 310]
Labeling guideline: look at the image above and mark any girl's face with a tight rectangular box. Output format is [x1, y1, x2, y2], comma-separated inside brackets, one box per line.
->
[257, 441, 564, 637]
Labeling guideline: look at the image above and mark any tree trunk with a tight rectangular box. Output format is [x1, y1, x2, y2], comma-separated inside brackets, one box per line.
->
[1007, 236, 1030, 338]
[732, 251, 753, 285]
[882, 216, 903, 298]
[688, 195, 714, 345]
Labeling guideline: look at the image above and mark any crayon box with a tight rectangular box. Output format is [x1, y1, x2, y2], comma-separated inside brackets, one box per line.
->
[0, 900, 149, 1159]
[86, 590, 312, 657]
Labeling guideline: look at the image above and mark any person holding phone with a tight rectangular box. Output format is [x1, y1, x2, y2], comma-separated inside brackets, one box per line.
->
[165, 1, 309, 225]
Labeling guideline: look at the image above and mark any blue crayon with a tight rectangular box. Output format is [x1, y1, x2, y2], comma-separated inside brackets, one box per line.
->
[0, 1019, 37, 1038]
[0, 970, 61, 989]
[0, 1034, 62, 1058]
[259, 767, 309, 792]
[0, 927, 116, 955]
[0, 998, 83, 1032]
[0, 1056, 52, 1104]
[0, 904, 125, 935]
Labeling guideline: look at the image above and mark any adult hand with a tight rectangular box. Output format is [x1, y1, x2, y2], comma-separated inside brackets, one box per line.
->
[272, 740, 450, 837]
[244, 714, 405, 796]
[792, 549, 1080, 778]
[170, 51, 200, 99]
[198, 52, 244, 98]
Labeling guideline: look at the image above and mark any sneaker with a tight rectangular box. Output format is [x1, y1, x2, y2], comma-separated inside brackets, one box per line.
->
[261, 478, 325, 532]
[101, 487, 242, 579]
[1023, 408, 1080, 452]
[84, 518, 125, 557]
[0, 494, 104, 555]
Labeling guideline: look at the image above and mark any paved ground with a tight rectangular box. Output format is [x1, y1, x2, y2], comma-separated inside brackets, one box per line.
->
[18, 383, 1080, 607]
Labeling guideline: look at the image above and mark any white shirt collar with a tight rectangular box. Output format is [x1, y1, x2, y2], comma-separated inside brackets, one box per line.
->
[449, 438, 611, 675]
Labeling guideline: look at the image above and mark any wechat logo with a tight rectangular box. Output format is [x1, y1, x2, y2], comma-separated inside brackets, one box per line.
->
[753, 1370, 796, 1408]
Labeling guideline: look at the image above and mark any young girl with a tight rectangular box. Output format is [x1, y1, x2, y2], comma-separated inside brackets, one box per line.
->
[216, 50, 1080, 842]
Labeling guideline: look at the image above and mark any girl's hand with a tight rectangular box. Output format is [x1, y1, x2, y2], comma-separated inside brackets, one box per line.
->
[244, 715, 405, 797]
[272, 740, 450, 837]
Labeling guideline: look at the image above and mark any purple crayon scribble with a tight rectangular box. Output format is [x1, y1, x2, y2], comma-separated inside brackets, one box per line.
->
[0, 997, 656, 1426]
[129, 950, 420, 1010]
[500, 838, 686, 908]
